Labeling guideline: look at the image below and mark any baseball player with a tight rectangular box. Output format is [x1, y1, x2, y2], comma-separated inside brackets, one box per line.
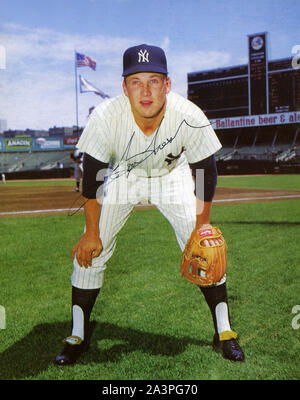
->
[70, 150, 83, 192]
[55, 44, 244, 365]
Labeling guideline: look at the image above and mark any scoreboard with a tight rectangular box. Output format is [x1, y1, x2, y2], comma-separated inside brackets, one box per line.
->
[188, 66, 249, 119]
[269, 61, 300, 113]
[187, 33, 300, 120]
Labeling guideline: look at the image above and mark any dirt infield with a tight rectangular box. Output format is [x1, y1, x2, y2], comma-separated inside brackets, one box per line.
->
[1, 183, 300, 218]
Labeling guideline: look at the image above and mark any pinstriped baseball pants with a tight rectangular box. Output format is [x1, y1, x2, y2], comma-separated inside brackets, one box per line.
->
[71, 162, 225, 289]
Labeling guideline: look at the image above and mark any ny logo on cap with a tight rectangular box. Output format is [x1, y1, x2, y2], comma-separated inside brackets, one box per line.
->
[138, 49, 149, 63]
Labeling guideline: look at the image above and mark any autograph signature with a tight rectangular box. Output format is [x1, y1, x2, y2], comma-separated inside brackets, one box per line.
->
[110, 118, 211, 180]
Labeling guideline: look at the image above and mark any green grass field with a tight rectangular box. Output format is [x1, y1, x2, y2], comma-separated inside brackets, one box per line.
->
[217, 174, 300, 191]
[3, 173, 300, 190]
[0, 175, 300, 381]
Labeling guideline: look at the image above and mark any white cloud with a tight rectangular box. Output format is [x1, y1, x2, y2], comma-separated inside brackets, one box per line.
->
[168, 49, 232, 95]
[161, 36, 171, 51]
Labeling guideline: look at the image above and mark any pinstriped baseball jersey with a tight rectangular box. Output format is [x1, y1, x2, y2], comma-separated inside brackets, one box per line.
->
[76, 91, 221, 177]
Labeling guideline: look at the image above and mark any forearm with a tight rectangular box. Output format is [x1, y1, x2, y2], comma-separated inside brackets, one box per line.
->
[72, 197, 102, 266]
[196, 199, 213, 228]
[189, 155, 217, 229]
[83, 197, 101, 236]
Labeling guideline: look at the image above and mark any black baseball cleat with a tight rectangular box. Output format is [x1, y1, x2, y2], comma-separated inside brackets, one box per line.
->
[54, 335, 88, 366]
[213, 332, 245, 362]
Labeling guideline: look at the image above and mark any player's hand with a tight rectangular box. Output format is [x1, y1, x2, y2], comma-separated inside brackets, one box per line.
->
[196, 224, 221, 247]
[71, 232, 103, 268]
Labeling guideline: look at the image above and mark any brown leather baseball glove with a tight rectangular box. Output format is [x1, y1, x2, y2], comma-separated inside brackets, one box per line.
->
[181, 226, 227, 286]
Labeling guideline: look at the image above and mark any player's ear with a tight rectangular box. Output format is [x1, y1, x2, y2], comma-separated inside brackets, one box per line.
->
[122, 79, 129, 97]
[165, 76, 171, 94]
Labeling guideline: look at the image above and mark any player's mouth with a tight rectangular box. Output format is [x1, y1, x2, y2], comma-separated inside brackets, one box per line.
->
[140, 101, 153, 107]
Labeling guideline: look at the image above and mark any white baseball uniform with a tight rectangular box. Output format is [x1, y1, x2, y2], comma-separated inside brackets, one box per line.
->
[72, 91, 222, 289]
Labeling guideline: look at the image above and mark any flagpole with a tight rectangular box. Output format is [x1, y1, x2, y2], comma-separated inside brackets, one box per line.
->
[74, 50, 79, 129]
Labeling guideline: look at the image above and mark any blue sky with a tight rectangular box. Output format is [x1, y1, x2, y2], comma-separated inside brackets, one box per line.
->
[0, 0, 299, 130]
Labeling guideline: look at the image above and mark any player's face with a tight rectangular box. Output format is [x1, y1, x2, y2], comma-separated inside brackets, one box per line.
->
[123, 72, 171, 124]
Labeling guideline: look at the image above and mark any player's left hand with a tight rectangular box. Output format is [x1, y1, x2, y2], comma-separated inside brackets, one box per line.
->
[180, 225, 227, 286]
[196, 224, 221, 247]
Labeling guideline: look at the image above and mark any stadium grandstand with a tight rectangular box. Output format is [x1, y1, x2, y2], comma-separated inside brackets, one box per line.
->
[0, 149, 73, 172]
[188, 32, 300, 174]
[0, 128, 82, 180]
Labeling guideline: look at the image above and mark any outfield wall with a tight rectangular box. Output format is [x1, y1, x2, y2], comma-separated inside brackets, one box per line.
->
[216, 159, 300, 175]
[2, 167, 73, 180]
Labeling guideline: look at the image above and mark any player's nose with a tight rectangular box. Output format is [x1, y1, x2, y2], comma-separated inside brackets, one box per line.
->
[140, 83, 151, 96]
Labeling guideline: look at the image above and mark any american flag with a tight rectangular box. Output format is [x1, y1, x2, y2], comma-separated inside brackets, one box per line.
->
[76, 52, 96, 71]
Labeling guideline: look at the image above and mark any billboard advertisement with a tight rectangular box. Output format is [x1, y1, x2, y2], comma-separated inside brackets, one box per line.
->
[34, 137, 61, 150]
[5, 137, 32, 150]
[211, 110, 300, 130]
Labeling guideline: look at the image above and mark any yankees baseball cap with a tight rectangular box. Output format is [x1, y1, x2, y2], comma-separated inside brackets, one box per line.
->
[122, 44, 168, 77]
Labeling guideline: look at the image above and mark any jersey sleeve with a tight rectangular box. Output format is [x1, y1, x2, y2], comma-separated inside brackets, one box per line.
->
[183, 110, 222, 164]
[76, 109, 112, 163]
